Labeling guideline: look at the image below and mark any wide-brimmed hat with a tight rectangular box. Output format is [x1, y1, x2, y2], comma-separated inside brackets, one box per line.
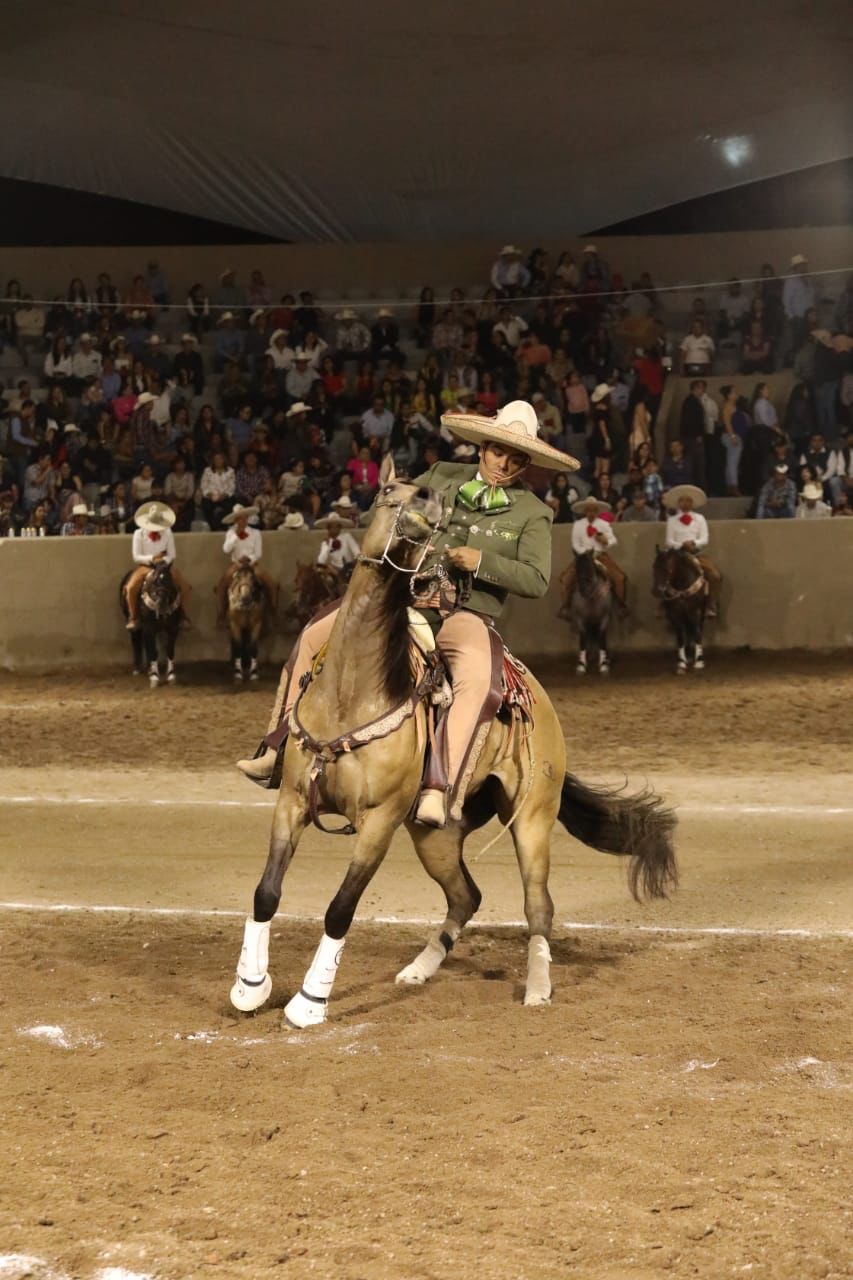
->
[499, 244, 522, 256]
[293, 349, 310, 362]
[63, 422, 81, 434]
[222, 503, 259, 525]
[147, 334, 162, 346]
[219, 268, 235, 280]
[440, 399, 580, 472]
[282, 512, 306, 529]
[287, 401, 311, 416]
[315, 514, 355, 529]
[332, 494, 356, 509]
[336, 308, 357, 321]
[135, 391, 156, 407]
[802, 482, 823, 501]
[135, 500, 176, 531]
[249, 309, 266, 324]
[583, 243, 598, 254]
[590, 383, 611, 405]
[79, 332, 93, 343]
[665, 485, 707, 509]
[790, 253, 807, 267]
[217, 311, 236, 324]
[377, 307, 394, 318]
[180, 332, 198, 344]
[572, 497, 611, 517]
[270, 328, 289, 343]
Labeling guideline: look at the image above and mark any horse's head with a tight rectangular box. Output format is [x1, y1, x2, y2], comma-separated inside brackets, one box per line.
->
[230, 563, 259, 610]
[651, 546, 674, 598]
[143, 561, 179, 616]
[361, 455, 443, 570]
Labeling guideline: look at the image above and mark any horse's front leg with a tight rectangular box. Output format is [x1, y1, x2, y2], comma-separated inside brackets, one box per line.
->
[284, 806, 398, 1029]
[231, 634, 243, 682]
[230, 786, 307, 1012]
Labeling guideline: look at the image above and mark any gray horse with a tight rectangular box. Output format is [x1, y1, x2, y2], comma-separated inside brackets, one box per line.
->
[568, 550, 612, 676]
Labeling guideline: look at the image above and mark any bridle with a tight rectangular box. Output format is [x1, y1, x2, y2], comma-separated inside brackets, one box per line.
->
[656, 549, 706, 602]
[356, 492, 443, 576]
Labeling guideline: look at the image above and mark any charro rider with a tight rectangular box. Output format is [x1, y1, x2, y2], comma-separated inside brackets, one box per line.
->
[663, 484, 722, 617]
[559, 496, 629, 616]
[215, 503, 278, 626]
[123, 500, 193, 630]
[236, 400, 580, 828]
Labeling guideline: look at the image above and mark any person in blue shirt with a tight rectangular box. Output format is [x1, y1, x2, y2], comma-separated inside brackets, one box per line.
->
[214, 313, 245, 372]
[756, 464, 797, 519]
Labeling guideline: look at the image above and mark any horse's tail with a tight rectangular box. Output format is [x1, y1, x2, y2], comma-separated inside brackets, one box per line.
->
[558, 773, 678, 901]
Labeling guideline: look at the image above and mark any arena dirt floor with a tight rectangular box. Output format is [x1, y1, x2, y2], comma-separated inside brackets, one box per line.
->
[1, 652, 851, 1280]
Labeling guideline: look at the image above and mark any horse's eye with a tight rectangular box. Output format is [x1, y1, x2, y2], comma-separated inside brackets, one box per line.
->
[383, 484, 394, 494]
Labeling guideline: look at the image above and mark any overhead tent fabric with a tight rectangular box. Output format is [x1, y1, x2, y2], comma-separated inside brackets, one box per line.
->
[0, 0, 850, 244]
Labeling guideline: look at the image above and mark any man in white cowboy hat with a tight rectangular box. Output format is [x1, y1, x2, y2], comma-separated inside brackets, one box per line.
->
[315, 512, 360, 578]
[490, 245, 530, 295]
[285, 350, 318, 402]
[214, 312, 245, 372]
[71, 333, 102, 383]
[237, 400, 581, 830]
[144, 333, 171, 383]
[124, 500, 193, 629]
[370, 308, 403, 363]
[559, 497, 629, 616]
[282, 509, 307, 530]
[267, 328, 296, 371]
[60, 501, 96, 537]
[215, 504, 279, 624]
[783, 253, 815, 353]
[796, 481, 831, 519]
[664, 485, 721, 616]
[334, 308, 370, 355]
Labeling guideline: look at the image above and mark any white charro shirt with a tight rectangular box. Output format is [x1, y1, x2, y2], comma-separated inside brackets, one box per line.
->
[572, 516, 616, 554]
[317, 531, 360, 571]
[665, 511, 709, 550]
[132, 527, 176, 565]
[223, 526, 262, 564]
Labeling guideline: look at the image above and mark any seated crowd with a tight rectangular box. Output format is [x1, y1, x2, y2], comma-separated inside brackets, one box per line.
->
[0, 248, 850, 537]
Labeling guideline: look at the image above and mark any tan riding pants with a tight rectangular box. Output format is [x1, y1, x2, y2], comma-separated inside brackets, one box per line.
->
[276, 606, 493, 788]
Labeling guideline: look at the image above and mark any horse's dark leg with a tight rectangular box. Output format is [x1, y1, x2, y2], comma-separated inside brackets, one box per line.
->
[575, 610, 588, 676]
[248, 621, 260, 681]
[396, 804, 489, 986]
[143, 626, 159, 686]
[231, 786, 308, 1013]
[693, 609, 706, 671]
[675, 611, 689, 675]
[283, 806, 399, 1028]
[131, 630, 143, 675]
[165, 622, 177, 684]
[231, 634, 243, 683]
[598, 616, 611, 675]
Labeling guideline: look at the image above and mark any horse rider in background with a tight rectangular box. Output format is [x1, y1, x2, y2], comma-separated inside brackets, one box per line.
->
[215, 504, 279, 625]
[236, 400, 580, 829]
[559, 496, 629, 617]
[663, 485, 721, 618]
[124, 500, 193, 630]
[314, 512, 360, 586]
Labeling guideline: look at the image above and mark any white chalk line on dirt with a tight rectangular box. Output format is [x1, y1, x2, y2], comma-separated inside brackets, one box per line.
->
[0, 794, 851, 817]
[1, 900, 850, 940]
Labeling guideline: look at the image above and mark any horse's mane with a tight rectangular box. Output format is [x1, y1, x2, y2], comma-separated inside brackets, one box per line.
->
[375, 566, 417, 703]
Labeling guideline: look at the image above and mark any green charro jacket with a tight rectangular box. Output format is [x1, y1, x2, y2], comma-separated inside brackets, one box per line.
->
[410, 462, 554, 619]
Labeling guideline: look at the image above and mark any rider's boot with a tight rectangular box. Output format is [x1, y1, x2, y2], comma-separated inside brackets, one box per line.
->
[125, 616, 140, 631]
[236, 659, 291, 785]
[414, 788, 447, 828]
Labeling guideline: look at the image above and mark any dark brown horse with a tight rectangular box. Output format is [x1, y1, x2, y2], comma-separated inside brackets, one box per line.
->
[653, 547, 707, 674]
[230, 457, 678, 1028]
[291, 562, 344, 630]
[567, 550, 612, 676]
[119, 562, 181, 687]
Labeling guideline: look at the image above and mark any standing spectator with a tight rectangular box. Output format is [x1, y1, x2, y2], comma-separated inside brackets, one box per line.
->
[563, 370, 590, 433]
[756, 465, 797, 519]
[214, 313, 245, 372]
[294, 291, 321, 339]
[186, 283, 210, 337]
[678, 380, 707, 489]
[718, 278, 750, 336]
[414, 287, 436, 346]
[629, 392, 653, 458]
[812, 333, 844, 435]
[531, 392, 564, 450]
[247, 269, 272, 309]
[215, 269, 245, 312]
[490, 245, 530, 296]
[782, 253, 815, 355]
[144, 260, 169, 306]
[680, 318, 715, 376]
[799, 432, 831, 488]
[719, 385, 743, 494]
[14, 296, 45, 361]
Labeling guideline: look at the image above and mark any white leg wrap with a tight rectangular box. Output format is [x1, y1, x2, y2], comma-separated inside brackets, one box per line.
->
[284, 934, 345, 1029]
[230, 917, 272, 1012]
[523, 934, 552, 1007]
[396, 923, 460, 986]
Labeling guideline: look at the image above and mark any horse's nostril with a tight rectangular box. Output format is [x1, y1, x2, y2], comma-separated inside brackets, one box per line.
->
[416, 487, 431, 500]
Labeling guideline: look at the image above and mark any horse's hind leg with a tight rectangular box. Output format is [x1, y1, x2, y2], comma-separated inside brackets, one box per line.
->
[231, 634, 243, 682]
[284, 806, 399, 1029]
[230, 787, 307, 1013]
[396, 813, 486, 986]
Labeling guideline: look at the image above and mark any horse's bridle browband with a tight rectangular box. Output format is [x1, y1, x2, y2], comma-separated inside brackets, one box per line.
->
[356, 494, 443, 576]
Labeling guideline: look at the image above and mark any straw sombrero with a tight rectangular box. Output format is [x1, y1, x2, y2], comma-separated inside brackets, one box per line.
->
[571, 498, 612, 517]
[664, 485, 707, 509]
[315, 514, 355, 530]
[222, 503, 259, 525]
[134, 500, 176, 531]
[282, 512, 306, 529]
[440, 400, 580, 472]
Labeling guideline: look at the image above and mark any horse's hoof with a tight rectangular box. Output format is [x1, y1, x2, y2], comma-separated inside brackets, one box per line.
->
[575, 665, 587, 677]
[233, 671, 243, 684]
[676, 666, 687, 677]
[149, 677, 160, 689]
[396, 963, 428, 986]
[249, 670, 259, 682]
[523, 990, 552, 1008]
[694, 659, 705, 671]
[166, 673, 176, 685]
[283, 990, 327, 1029]
[599, 665, 610, 677]
[230, 972, 272, 1013]
[132, 668, 141, 677]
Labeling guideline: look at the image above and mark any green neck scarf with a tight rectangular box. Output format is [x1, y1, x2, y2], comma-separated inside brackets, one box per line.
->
[457, 477, 511, 512]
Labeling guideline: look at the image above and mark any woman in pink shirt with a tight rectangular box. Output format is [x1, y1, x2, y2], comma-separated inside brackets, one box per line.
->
[111, 377, 138, 425]
[476, 371, 499, 414]
[563, 370, 590, 432]
[346, 445, 379, 506]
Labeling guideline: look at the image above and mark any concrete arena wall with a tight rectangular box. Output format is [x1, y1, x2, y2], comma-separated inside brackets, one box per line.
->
[1, 521, 851, 671]
[0, 227, 850, 304]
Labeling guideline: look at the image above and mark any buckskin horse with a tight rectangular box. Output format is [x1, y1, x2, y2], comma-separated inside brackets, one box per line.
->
[567, 549, 612, 676]
[119, 561, 182, 687]
[653, 547, 707, 674]
[228, 563, 267, 683]
[231, 456, 677, 1027]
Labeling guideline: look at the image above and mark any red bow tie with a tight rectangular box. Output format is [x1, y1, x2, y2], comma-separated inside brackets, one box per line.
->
[149, 532, 161, 542]
[237, 530, 248, 539]
[331, 538, 341, 550]
[679, 513, 693, 525]
[587, 524, 597, 537]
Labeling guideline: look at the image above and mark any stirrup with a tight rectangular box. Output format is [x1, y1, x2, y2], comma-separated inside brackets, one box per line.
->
[414, 788, 447, 829]
[236, 742, 282, 789]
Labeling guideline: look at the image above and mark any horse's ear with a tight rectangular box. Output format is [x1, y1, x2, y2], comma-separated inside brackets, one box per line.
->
[379, 453, 396, 487]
